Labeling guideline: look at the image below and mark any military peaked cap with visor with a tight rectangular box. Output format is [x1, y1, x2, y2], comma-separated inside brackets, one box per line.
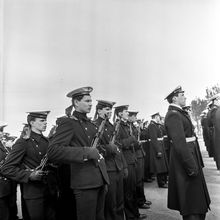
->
[209, 93, 220, 102]
[96, 100, 116, 109]
[26, 111, 50, 119]
[66, 86, 93, 98]
[151, 112, 160, 118]
[0, 123, 7, 132]
[114, 105, 129, 116]
[128, 111, 139, 117]
[164, 86, 184, 101]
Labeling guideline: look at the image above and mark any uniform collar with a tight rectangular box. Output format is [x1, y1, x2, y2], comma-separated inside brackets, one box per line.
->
[73, 110, 90, 121]
[169, 103, 182, 110]
[30, 131, 44, 142]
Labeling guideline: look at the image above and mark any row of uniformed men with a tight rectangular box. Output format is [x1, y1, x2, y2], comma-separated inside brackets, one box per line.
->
[200, 93, 220, 171]
[0, 86, 169, 220]
[0, 85, 211, 220]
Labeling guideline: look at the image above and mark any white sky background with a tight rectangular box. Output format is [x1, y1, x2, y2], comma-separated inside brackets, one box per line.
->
[1, 0, 220, 136]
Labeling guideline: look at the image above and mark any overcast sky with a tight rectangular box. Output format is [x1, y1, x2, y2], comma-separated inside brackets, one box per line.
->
[1, 0, 220, 136]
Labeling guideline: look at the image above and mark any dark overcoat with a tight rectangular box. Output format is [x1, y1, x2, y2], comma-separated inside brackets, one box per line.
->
[0, 141, 12, 198]
[148, 121, 168, 174]
[213, 106, 220, 170]
[165, 105, 210, 216]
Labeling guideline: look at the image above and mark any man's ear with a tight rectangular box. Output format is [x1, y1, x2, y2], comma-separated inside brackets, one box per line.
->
[73, 99, 79, 108]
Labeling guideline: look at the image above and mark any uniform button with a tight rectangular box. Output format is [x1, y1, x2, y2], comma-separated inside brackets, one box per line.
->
[105, 128, 107, 131]
[39, 152, 42, 155]
[36, 145, 38, 148]
[88, 136, 90, 138]
[85, 127, 88, 130]
[107, 135, 109, 137]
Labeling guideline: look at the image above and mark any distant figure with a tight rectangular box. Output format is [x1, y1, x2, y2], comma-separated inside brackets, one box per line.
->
[164, 86, 211, 220]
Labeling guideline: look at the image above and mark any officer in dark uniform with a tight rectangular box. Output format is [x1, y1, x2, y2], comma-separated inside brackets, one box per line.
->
[208, 94, 220, 170]
[127, 111, 151, 210]
[200, 111, 210, 155]
[148, 113, 168, 188]
[115, 105, 147, 220]
[0, 111, 58, 220]
[140, 121, 153, 182]
[159, 116, 170, 164]
[0, 124, 19, 220]
[206, 101, 216, 158]
[47, 86, 109, 220]
[164, 86, 210, 220]
[93, 100, 127, 220]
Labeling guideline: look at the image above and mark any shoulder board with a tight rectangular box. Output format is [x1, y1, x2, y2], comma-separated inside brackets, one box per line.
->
[22, 134, 31, 140]
[171, 110, 178, 113]
[69, 115, 78, 120]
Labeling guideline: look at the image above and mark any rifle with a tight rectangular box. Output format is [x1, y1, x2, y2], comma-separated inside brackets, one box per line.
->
[109, 118, 121, 152]
[88, 115, 108, 162]
[35, 154, 48, 171]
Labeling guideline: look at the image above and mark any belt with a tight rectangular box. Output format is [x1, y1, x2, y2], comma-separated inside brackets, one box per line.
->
[186, 136, 196, 142]
[149, 138, 163, 141]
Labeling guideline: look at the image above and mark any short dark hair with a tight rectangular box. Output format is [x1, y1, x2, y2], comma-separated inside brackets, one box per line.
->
[27, 115, 37, 126]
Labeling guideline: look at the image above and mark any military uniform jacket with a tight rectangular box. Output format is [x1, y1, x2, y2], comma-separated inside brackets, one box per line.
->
[48, 111, 109, 189]
[148, 121, 168, 174]
[93, 117, 127, 172]
[116, 120, 137, 165]
[0, 141, 13, 198]
[130, 123, 145, 159]
[165, 105, 210, 215]
[0, 132, 51, 199]
[212, 106, 220, 169]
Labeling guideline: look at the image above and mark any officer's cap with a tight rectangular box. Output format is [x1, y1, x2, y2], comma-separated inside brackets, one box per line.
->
[151, 112, 160, 118]
[0, 123, 7, 132]
[165, 86, 184, 100]
[96, 100, 116, 109]
[26, 111, 50, 119]
[66, 86, 93, 98]
[114, 105, 129, 115]
[209, 93, 220, 102]
[128, 111, 139, 117]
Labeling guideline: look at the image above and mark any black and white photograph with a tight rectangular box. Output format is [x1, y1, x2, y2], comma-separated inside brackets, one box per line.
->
[0, 0, 220, 219]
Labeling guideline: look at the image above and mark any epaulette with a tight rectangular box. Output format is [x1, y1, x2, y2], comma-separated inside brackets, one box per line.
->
[22, 135, 30, 140]
[69, 115, 78, 120]
[171, 110, 178, 113]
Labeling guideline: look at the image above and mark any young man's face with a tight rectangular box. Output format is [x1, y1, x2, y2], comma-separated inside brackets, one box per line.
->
[119, 109, 129, 121]
[30, 118, 47, 132]
[128, 115, 137, 123]
[0, 131, 3, 140]
[98, 107, 112, 119]
[75, 95, 92, 113]
[175, 92, 186, 107]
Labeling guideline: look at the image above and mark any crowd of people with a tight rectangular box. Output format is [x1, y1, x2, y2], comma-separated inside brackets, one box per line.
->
[0, 85, 212, 220]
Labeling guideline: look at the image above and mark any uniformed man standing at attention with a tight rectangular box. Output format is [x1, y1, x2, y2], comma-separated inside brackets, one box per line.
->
[148, 112, 168, 188]
[0, 123, 18, 220]
[115, 105, 147, 220]
[93, 100, 126, 220]
[164, 86, 211, 220]
[127, 111, 150, 209]
[47, 86, 109, 220]
[0, 111, 58, 220]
